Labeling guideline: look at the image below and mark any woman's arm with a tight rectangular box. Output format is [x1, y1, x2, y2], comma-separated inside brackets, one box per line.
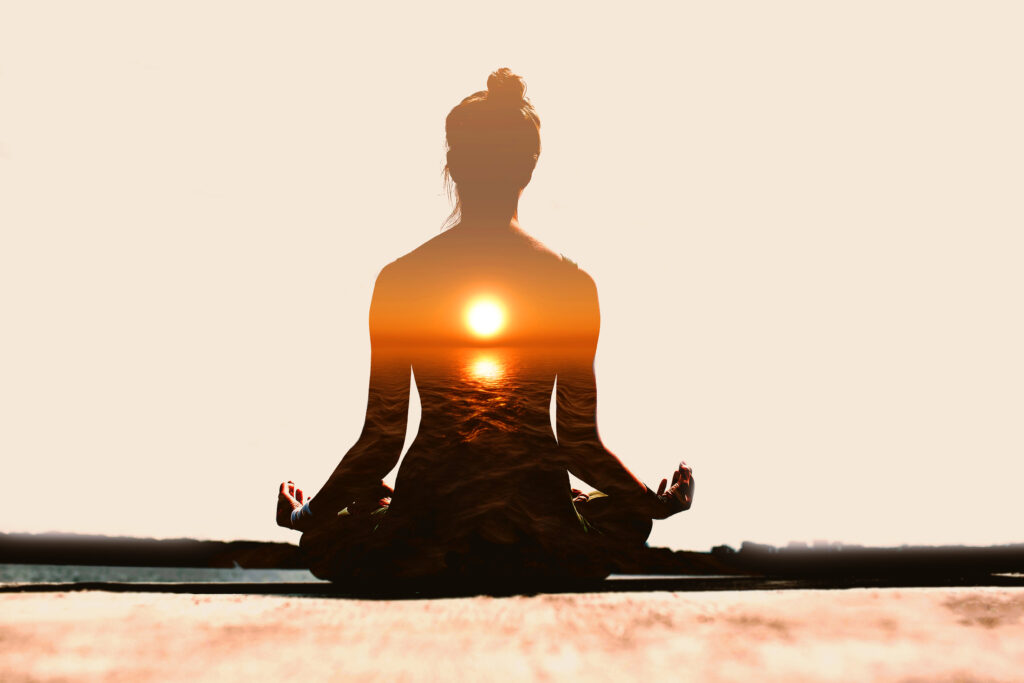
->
[309, 351, 409, 515]
[554, 271, 647, 498]
[555, 271, 692, 520]
[308, 265, 411, 517]
[556, 353, 651, 504]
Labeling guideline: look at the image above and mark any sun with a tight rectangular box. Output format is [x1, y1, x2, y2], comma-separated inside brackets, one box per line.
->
[465, 298, 505, 338]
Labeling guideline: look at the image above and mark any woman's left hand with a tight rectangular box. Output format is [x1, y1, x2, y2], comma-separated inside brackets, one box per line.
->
[651, 461, 694, 519]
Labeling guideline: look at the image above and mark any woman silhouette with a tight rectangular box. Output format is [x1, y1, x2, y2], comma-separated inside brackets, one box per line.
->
[276, 69, 693, 584]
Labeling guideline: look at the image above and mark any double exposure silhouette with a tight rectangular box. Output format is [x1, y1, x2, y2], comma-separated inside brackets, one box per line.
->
[276, 69, 694, 585]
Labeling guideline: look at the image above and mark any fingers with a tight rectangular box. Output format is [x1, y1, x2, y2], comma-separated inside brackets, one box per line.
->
[673, 469, 694, 508]
[279, 481, 302, 503]
[653, 462, 695, 516]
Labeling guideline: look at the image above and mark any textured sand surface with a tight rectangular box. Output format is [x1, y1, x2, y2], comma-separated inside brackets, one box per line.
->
[2, 587, 1024, 682]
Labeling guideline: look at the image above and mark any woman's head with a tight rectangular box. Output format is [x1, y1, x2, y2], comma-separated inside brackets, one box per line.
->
[443, 68, 541, 225]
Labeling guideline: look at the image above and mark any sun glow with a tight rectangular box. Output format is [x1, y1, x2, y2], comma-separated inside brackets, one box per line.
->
[465, 298, 505, 338]
[469, 356, 503, 381]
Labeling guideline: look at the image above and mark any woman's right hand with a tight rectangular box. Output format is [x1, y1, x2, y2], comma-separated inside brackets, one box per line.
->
[651, 461, 694, 520]
[276, 480, 310, 530]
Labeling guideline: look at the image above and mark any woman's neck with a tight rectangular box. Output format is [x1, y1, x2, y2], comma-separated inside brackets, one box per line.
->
[456, 189, 522, 229]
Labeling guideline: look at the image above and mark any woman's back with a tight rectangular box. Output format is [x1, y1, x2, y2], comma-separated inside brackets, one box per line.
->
[372, 221, 599, 541]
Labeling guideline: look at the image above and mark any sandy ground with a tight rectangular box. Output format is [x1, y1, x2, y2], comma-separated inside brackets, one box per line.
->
[2, 587, 1024, 682]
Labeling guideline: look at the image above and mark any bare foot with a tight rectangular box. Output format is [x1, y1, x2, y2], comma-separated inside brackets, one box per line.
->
[347, 481, 394, 515]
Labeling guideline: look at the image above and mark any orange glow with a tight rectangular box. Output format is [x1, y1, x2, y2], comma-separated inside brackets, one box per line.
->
[465, 298, 505, 338]
[469, 355, 504, 382]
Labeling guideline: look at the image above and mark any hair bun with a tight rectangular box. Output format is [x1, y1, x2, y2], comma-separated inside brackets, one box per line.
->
[486, 68, 527, 105]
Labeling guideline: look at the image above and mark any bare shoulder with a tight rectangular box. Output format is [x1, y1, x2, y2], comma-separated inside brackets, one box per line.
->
[503, 226, 600, 309]
[374, 223, 597, 300]
[564, 257, 598, 294]
[372, 258, 403, 293]
[511, 225, 563, 260]
[369, 255, 415, 316]
[513, 228, 595, 282]
[373, 231, 441, 283]
[550, 248, 599, 304]
[369, 232, 451, 310]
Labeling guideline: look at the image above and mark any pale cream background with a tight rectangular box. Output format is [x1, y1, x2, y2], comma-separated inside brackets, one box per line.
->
[1, 2, 1021, 550]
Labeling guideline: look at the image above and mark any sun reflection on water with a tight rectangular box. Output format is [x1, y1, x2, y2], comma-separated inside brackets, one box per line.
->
[468, 355, 504, 383]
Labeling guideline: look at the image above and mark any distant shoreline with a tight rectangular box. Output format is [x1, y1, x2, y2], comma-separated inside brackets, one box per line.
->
[0, 532, 305, 570]
[4, 533, 1024, 587]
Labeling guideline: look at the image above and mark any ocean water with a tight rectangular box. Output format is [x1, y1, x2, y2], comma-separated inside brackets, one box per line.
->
[380, 344, 597, 445]
[409, 346, 566, 445]
[379, 345, 597, 508]
[0, 564, 321, 584]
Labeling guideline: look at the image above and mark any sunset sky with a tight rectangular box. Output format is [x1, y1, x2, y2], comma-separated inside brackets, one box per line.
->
[2, 2, 1022, 551]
